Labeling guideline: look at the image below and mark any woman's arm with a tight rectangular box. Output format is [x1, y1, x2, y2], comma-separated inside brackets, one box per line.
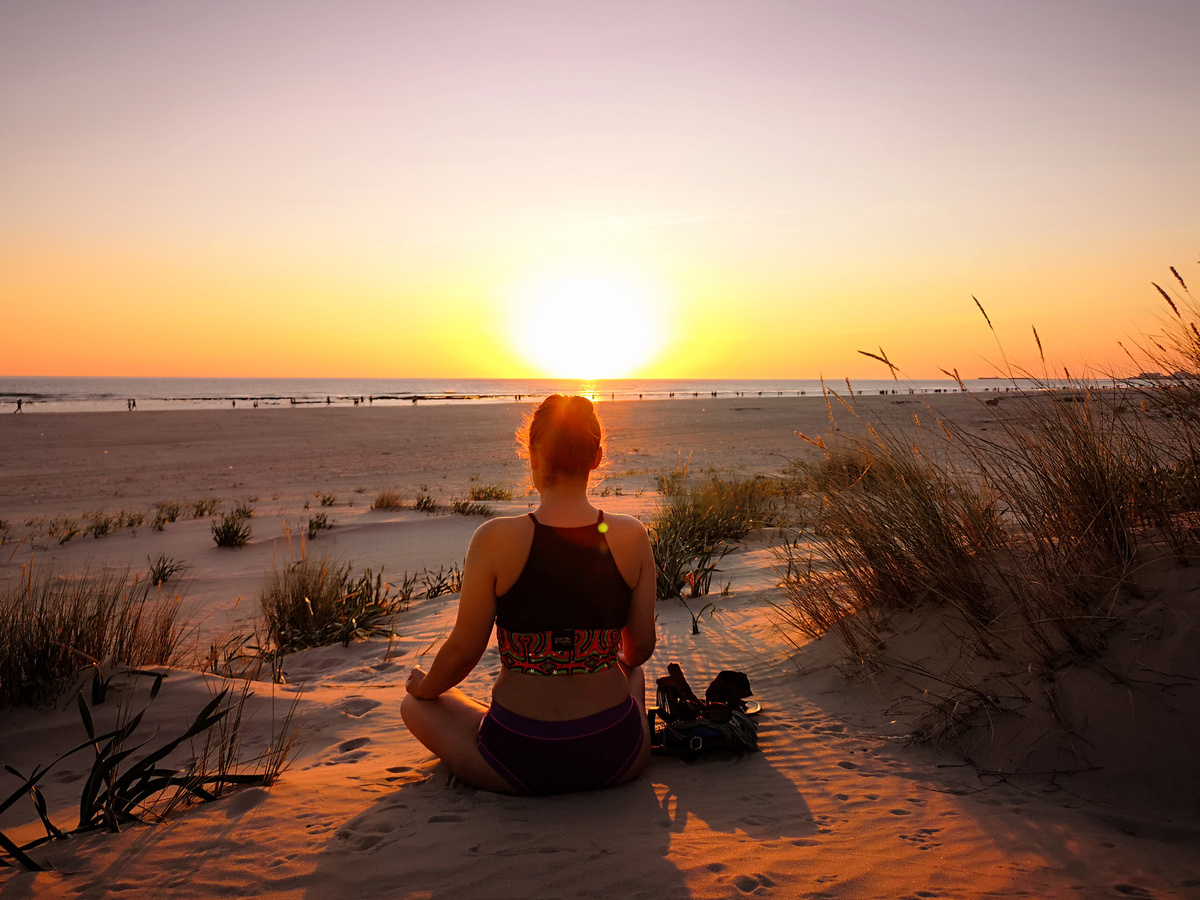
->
[405, 520, 503, 700]
[617, 520, 657, 668]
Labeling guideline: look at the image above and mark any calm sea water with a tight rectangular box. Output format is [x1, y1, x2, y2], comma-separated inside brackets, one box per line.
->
[0, 375, 1097, 413]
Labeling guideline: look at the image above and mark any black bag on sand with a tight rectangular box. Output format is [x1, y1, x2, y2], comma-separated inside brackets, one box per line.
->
[650, 663, 759, 761]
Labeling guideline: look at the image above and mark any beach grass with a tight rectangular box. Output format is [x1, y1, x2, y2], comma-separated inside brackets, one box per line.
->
[147, 554, 188, 587]
[649, 473, 776, 618]
[190, 497, 222, 518]
[774, 265, 1200, 738]
[260, 554, 402, 654]
[450, 499, 493, 517]
[306, 512, 333, 539]
[0, 564, 185, 707]
[153, 500, 182, 530]
[211, 511, 253, 548]
[468, 484, 513, 501]
[371, 488, 405, 510]
[0, 670, 302, 871]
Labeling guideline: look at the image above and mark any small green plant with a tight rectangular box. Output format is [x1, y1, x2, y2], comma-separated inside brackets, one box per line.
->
[414, 493, 439, 513]
[153, 501, 182, 531]
[147, 555, 187, 586]
[260, 556, 403, 654]
[212, 513, 252, 548]
[647, 473, 776, 631]
[118, 510, 145, 529]
[85, 513, 117, 539]
[421, 563, 463, 598]
[371, 488, 405, 510]
[451, 499, 493, 517]
[190, 497, 222, 518]
[316, 492, 336, 507]
[395, 570, 423, 606]
[0, 674, 300, 871]
[49, 516, 81, 545]
[468, 484, 513, 501]
[230, 501, 255, 519]
[306, 513, 333, 539]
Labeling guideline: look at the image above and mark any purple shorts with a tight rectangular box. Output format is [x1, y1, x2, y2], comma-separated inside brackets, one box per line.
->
[477, 696, 645, 795]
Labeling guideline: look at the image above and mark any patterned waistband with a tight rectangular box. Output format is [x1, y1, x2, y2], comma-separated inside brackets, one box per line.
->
[497, 627, 622, 675]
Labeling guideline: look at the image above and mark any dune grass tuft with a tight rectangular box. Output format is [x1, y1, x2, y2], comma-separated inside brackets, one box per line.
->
[371, 488, 405, 510]
[147, 554, 188, 587]
[190, 497, 222, 518]
[260, 555, 402, 654]
[306, 513, 333, 539]
[451, 499, 493, 517]
[468, 484, 513, 501]
[0, 564, 185, 707]
[211, 511, 253, 548]
[0, 670, 302, 871]
[648, 473, 777, 631]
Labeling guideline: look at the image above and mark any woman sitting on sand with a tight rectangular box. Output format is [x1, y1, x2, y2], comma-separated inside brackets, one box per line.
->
[402, 394, 657, 794]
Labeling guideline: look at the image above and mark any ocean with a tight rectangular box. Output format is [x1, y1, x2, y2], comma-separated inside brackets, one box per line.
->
[0, 375, 1099, 413]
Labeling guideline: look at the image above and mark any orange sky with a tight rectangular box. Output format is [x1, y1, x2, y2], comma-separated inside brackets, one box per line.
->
[2, 2, 1197, 380]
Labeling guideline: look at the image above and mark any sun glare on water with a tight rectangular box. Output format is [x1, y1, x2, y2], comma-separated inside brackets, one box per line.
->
[510, 271, 665, 380]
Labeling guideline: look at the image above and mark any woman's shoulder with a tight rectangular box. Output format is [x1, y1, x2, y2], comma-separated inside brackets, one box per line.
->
[600, 511, 649, 539]
[472, 513, 534, 542]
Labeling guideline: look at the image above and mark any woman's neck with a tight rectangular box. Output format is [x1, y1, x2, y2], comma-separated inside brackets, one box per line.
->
[533, 480, 597, 526]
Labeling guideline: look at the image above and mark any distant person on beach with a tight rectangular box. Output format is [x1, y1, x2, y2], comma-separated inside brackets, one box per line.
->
[403, 394, 657, 794]
[13, 399, 21, 413]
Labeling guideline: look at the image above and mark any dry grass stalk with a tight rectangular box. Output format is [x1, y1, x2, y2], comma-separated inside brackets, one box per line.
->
[0, 564, 184, 707]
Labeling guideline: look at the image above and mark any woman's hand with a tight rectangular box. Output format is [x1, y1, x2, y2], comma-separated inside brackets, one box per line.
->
[406, 666, 429, 699]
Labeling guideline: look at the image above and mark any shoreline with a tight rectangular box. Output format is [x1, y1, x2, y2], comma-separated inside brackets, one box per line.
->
[0, 373, 1122, 415]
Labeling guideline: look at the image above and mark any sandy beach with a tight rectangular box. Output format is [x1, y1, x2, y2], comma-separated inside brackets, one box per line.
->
[2, 396, 1198, 899]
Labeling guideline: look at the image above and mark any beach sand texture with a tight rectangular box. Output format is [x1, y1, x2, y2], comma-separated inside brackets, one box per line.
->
[2, 397, 1198, 898]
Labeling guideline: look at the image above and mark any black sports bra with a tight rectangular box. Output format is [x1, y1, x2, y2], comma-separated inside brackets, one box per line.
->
[494, 512, 632, 675]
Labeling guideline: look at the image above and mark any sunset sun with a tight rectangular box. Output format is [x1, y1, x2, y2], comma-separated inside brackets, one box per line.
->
[510, 271, 665, 379]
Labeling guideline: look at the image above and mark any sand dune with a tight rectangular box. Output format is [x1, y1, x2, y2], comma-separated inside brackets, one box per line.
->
[2, 397, 1197, 898]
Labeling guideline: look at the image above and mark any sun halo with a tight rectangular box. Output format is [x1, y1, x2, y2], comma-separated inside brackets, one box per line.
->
[510, 272, 664, 380]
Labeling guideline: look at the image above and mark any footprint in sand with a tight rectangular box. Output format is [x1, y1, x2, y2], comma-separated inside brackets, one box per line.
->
[1112, 886, 1154, 898]
[385, 765, 425, 785]
[730, 873, 776, 894]
[898, 828, 943, 852]
[342, 696, 382, 718]
[324, 736, 372, 765]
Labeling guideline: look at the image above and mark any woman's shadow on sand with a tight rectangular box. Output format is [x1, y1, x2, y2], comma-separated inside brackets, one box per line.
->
[305, 751, 814, 900]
